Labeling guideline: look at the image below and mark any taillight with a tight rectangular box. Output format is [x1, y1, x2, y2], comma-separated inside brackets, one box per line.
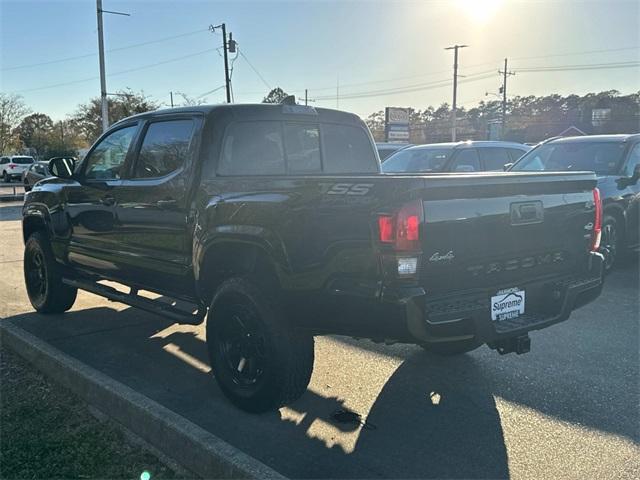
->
[590, 187, 602, 252]
[377, 199, 424, 251]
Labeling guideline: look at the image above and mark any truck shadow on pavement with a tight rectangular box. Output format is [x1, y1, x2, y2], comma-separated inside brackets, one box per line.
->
[7, 305, 509, 479]
[6, 257, 638, 477]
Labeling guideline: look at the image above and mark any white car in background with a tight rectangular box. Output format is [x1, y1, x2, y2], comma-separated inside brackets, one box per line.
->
[1, 155, 35, 182]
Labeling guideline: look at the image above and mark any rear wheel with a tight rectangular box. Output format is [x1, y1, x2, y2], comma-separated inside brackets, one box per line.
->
[420, 338, 481, 356]
[24, 232, 77, 313]
[2, 171, 8, 182]
[601, 215, 621, 273]
[206, 276, 314, 413]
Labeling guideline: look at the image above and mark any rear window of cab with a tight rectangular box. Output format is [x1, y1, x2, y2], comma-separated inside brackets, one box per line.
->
[217, 121, 378, 176]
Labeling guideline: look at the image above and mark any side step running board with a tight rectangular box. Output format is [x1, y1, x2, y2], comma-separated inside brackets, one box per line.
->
[62, 278, 206, 325]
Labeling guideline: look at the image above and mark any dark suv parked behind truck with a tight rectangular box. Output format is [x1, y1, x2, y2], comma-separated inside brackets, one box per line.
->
[510, 134, 640, 271]
[23, 104, 604, 412]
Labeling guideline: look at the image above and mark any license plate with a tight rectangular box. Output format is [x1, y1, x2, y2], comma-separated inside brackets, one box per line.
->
[491, 288, 525, 321]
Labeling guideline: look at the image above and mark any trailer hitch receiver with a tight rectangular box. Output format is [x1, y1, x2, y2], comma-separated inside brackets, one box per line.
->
[490, 334, 531, 355]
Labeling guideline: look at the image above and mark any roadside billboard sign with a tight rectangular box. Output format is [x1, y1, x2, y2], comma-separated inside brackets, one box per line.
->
[385, 107, 410, 142]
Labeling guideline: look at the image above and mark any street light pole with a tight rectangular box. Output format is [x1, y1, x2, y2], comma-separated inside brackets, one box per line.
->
[96, 1, 129, 133]
[445, 44, 468, 142]
[96, 0, 108, 133]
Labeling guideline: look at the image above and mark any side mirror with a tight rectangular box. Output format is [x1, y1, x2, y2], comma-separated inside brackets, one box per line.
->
[631, 164, 640, 184]
[503, 163, 514, 171]
[49, 157, 76, 179]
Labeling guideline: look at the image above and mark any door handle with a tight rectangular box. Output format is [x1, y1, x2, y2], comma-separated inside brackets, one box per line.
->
[101, 195, 115, 206]
[156, 199, 177, 209]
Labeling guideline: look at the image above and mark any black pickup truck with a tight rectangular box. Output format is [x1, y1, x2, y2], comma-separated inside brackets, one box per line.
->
[23, 104, 604, 412]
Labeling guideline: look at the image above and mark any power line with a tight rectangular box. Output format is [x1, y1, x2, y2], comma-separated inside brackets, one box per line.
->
[12, 47, 218, 94]
[197, 85, 227, 99]
[515, 61, 640, 72]
[314, 71, 496, 101]
[238, 49, 271, 90]
[512, 46, 639, 62]
[1, 27, 209, 72]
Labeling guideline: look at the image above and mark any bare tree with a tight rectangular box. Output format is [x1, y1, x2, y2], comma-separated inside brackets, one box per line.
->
[174, 92, 208, 107]
[0, 93, 30, 153]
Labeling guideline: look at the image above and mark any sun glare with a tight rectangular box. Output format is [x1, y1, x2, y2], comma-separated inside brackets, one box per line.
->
[457, 0, 504, 23]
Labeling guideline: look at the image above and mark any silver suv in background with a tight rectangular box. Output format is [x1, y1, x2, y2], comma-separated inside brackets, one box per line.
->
[381, 141, 530, 173]
[376, 142, 413, 161]
[0, 155, 35, 182]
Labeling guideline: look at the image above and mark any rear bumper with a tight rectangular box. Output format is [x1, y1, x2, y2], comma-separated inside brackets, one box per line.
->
[381, 251, 605, 345]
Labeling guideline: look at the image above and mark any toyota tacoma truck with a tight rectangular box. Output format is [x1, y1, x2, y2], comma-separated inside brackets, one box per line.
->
[22, 103, 604, 412]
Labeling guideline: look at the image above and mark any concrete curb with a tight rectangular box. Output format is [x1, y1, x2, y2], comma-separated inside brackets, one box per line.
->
[0, 320, 286, 480]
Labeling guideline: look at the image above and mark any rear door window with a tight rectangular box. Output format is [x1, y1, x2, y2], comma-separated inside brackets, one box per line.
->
[218, 121, 285, 175]
[321, 124, 377, 174]
[13, 157, 34, 165]
[284, 123, 321, 173]
[133, 119, 195, 179]
[450, 149, 480, 172]
[478, 147, 511, 171]
[218, 121, 377, 175]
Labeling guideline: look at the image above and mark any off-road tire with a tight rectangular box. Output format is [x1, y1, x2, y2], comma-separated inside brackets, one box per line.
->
[206, 275, 314, 413]
[24, 232, 77, 313]
[601, 214, 622, 273]
[420, 338, 481, 356]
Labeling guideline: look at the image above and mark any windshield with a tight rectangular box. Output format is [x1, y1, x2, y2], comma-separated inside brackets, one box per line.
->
[13, 157, 34, 165]
[381, 147, 452, 173]
[511, 141, 626, 175]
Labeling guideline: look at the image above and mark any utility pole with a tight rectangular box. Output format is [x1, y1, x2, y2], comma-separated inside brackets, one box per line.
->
[298, 89, 315, 106]
[170, 91, 174, 108]
[498, 58, 515, 139]
[96, 1, 129, 133]
[221, 24, 231, 103]
[445, 44, 468, 141]
[210, 23, 235, 103]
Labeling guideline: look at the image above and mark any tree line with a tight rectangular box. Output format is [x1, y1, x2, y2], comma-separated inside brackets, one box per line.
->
[365, 90, 640, 143]
[1, 88, 638, 159]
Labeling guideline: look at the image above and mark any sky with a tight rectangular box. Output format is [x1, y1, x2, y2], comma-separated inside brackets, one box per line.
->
[1, 0, 639, 122]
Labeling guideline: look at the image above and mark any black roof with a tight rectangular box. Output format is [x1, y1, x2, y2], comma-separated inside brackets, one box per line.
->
[114, 103, 363, 127]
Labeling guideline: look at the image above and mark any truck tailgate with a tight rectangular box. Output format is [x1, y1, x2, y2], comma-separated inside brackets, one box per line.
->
[415, 172, 598, 294]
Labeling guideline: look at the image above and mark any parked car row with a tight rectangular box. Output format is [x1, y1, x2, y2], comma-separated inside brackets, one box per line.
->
[377, 135, 639, 271]
[0, 155, 35, 182]
[381, 141, 530, 173]
[0, 156, 75, 193]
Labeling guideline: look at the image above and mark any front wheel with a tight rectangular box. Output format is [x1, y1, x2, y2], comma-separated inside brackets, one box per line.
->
[24, 232, 77, 313]
[420, 338, 481, 356]
[206, 276, 314, 413]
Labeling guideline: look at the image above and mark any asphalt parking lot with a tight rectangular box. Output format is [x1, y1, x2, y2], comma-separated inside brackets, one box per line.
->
[1, 201, 639, 479]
